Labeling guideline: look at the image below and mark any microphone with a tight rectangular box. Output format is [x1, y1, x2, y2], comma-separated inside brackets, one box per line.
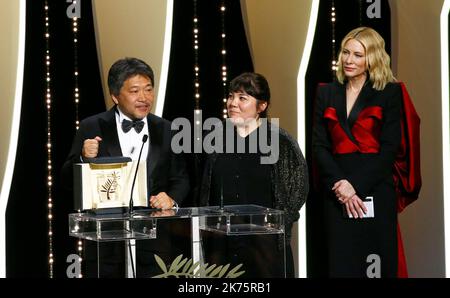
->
[219, 175, 224, 211]
[129, 134, 148, 215]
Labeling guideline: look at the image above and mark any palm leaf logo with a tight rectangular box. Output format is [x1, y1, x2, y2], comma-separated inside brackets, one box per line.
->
[100, 172, 119, 200]
[152, 254, 245, 278]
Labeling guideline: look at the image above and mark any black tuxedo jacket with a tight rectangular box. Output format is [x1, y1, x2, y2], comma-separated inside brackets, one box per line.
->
[62, 107, 189, 204]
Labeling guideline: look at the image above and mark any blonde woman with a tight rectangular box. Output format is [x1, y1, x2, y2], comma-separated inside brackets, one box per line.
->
[313, 27, 407, 277]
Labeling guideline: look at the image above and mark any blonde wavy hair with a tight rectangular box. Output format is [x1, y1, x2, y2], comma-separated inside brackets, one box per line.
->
[336, 27, 395, 90]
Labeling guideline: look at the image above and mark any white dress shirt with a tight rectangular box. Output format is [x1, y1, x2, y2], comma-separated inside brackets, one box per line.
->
[115, 107, 149, 161]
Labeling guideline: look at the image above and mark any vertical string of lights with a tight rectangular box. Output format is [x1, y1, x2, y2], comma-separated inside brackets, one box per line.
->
[72, 4, 83, 278]
[220, 1, 228, 119]
[44, 0, 54, 278]
[73, 13, 80, 130]
[193, 0, 202, 153]
[193, 0, 200, 110]
[331, 0, 337, 78]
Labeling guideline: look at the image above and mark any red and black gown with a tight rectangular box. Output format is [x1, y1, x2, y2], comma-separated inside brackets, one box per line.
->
[313, 80, 402, 277]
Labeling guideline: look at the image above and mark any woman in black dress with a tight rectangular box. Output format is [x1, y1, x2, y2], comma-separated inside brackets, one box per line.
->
[199, 72, 308, 277]
[313, 27, 403, 277]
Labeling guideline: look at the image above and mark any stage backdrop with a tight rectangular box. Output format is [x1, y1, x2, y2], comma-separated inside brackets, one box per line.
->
[92, 0, 170, 113]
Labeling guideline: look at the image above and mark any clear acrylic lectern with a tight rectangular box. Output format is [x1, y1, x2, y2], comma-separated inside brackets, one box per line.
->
[69, 205, 285, 278]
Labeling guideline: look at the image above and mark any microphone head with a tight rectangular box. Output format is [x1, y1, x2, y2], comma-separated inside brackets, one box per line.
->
[142, 134, 148, 143]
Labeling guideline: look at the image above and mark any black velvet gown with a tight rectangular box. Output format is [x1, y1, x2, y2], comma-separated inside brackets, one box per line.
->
[313, 81, 402, 277]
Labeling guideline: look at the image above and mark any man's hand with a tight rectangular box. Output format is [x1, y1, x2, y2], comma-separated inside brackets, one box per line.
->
[149, 192, 176, 210]
[82, 136, 102, 159]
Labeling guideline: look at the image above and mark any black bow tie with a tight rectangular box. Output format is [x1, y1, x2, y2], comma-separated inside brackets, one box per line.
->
[121, 119, 145, 133]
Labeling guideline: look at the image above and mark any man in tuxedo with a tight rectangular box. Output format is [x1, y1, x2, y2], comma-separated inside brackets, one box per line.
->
[63, 57, 190, 277]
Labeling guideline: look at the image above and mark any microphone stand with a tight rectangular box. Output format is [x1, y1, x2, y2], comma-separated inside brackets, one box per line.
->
[219, 176, 224, 211]
[127, 134, 148, 279]
[129, 134, 148, 216]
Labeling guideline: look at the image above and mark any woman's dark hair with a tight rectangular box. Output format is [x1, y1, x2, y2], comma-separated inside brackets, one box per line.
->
[228, 72, 270, 118]
[107, 57, 155, 96]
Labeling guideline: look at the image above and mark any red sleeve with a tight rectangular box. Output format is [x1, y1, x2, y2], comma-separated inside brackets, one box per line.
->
[394, 82, 422, 212]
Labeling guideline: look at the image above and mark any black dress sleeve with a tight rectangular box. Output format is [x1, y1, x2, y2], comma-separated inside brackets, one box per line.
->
[283, 132, 309, 221]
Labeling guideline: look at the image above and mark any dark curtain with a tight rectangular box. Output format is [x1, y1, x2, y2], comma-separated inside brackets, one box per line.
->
[164, 0, 253, 207]
[305, 0, 391, 277]
[6, 0, 104, 277]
